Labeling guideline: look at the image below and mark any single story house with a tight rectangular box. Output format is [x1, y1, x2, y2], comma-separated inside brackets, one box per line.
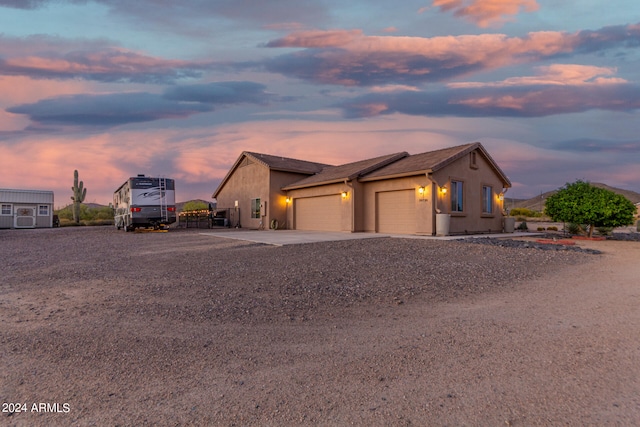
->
[212, 142, 512, 236]
[0, 189, 55, 229]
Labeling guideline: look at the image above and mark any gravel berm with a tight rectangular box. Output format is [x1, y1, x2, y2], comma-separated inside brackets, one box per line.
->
[1, 226, 638, 426]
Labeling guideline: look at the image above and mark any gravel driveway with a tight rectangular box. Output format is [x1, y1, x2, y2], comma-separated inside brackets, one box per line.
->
[1, 227, 639, 425]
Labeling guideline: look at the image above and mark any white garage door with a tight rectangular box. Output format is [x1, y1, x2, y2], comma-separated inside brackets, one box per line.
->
[376, 190, 416, 234]
[295, 195, 342, 231]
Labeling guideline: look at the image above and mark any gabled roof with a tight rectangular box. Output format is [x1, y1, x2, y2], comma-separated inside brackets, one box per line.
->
[360, 142, 512, 187]
[213, 151, 329, 198]
[282, 152, 408, 190]
[213, 143, 511, 198]
[243, 151, 329, 174]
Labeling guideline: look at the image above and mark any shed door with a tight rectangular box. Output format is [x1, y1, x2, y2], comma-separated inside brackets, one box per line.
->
[376, 190, 416, 234]
[14, 206, 36, 228]
[294, 195, 342, 231]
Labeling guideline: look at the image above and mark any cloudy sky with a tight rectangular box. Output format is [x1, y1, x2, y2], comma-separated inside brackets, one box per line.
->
[1, 0, 639, 205]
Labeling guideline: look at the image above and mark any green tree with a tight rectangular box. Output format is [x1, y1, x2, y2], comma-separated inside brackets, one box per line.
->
[544, 180, 637, 237]
[182, 200, 209, 212]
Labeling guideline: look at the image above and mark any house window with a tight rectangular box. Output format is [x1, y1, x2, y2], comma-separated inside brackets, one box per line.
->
[38, 205, 50, 216]
[1, 204, 11, 215]
[250, 198, 261, 219]
[451, 181, 463, 212]
[482, 186, 493, 214]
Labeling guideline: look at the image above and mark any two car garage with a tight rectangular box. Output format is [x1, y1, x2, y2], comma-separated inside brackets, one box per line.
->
[293, 189, 418, 234]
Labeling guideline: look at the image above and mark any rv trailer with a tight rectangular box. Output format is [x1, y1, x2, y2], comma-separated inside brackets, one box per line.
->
[113, 175, 176, 231]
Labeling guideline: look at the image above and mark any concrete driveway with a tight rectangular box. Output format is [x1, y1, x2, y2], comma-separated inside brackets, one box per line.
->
[199, 229, 535, 246]
[199, 230, 390, 246]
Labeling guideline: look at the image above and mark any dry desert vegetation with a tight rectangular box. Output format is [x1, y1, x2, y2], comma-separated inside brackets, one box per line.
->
[1, 226, 639, 426]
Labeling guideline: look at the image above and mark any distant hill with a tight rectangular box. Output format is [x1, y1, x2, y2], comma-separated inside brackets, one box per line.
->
[57, 200, 214, 212]
[511, 183, 640, 212]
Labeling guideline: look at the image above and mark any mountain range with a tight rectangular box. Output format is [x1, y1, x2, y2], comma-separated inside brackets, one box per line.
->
[507, 183, 640, 212]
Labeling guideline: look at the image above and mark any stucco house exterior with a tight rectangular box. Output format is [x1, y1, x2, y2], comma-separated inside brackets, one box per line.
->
[0, 189, 55, 229]
[212, 142, 512, 235]
[213, 152, 329, 229]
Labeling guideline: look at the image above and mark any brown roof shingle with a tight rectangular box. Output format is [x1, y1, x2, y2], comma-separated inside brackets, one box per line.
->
[282, 152, 408, 190]
[360, 143, 477, 179]
[359, 142, 511, 187]
[244, 151, 329, 174]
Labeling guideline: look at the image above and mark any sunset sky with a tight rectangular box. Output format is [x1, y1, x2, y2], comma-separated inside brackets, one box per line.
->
[1, 0, 639, 206]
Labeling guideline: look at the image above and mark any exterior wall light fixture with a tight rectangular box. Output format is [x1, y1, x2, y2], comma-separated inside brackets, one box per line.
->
[498, 192, 504, 201]
[341, 191, 348, 198]
[285, 197, 291, 203]
[440, 186, 447, 195]
[418, 186, 427, 202]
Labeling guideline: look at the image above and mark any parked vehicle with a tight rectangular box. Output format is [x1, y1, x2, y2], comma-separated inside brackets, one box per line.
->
[113, 175, 176, 231]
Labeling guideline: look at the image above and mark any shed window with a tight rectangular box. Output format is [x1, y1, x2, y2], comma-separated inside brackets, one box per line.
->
[38, 205, 50, 216]
[482, 186, 493, 214]
[451, 181, 464, 212]
[1, 204, 11, 215]
[251, 198, 261, 219]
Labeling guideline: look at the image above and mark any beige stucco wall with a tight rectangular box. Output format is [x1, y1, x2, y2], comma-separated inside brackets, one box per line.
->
[214, 160, 313, 229]
[268, 170, 311, 229]
[431, 150, 506, 234]
[214, 161, 270, 229]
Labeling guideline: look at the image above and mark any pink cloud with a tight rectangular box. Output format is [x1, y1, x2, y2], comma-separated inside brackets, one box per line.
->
[432, 0, 539, 27]
[265, 22, 640, 87]
[448, 64, 627, 88]
[0, 76, 93, 105]
[0, 36, 207, 83]
[265, 29, 363, 48]
[264, 28, 589, 85]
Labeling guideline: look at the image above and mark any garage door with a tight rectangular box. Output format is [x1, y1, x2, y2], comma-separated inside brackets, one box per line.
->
[295, 195, 342, 231]
[376, 190, 416, 234]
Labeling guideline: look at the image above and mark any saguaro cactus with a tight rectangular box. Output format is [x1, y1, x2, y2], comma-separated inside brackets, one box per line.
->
[70, 169, 87, 224]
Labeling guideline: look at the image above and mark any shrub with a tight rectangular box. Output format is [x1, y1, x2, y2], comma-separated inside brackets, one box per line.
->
[55, 204, 114, 225]
[510, 208, 542, 218]
[596, 226, 613, 236]
[537, 227, 545, 231]
[547, 226, 558, 231]
[517, 221, 528, 231]
[567, 223, 584, 235]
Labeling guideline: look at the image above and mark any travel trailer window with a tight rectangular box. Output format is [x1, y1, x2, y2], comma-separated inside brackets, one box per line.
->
[1, 204, 11, 215]
[39, 205, 50, 216]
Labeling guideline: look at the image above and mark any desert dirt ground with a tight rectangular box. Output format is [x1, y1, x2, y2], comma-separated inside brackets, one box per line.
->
[1, 227, 639, 426]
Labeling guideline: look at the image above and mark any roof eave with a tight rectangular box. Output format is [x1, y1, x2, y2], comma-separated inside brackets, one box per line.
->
[283, 177, 350, 191]
[358, 169, 433, 182]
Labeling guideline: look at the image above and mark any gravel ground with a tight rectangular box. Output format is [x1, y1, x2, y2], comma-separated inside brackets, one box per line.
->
[1, 226, 639, 426]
